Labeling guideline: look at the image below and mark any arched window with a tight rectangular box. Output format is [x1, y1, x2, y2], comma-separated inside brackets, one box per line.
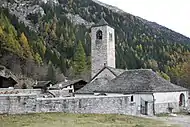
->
[96, 30, 103, 40]
[179, 93, 185, 107]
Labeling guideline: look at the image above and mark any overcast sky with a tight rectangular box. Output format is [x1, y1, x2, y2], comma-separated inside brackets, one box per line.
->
[99, 0, 190, 38]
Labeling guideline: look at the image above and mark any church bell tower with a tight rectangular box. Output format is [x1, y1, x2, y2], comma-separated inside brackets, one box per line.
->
[91, 18, 115, 78]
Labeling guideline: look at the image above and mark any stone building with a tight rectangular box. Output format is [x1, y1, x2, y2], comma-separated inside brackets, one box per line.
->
[76, 69, 188, 115]
[50, 79, 87, 93]
[0, 65, 17, 88]
[75, 18, 189, 115]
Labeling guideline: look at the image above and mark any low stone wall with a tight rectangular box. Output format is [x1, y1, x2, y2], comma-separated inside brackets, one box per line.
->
[155, 102, 180, 114]
[0, 94, 37, 114]
[0, 94, 136, 115]
[0, 88, 42, 95]
[1, 93, 187, 115]
[36, 96, 136, 115]
[0, 89, 73, 98]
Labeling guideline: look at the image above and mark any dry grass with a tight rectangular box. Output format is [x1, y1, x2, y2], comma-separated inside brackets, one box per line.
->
[0, 113, 178, 127]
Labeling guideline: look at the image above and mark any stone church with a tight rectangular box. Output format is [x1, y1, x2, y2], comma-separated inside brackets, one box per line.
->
[75, 18, 189, 115]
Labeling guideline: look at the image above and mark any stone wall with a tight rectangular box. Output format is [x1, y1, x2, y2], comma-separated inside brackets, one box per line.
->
[0, 92, 188, 115]
[37, 96, 136, 115]
[0, 94, 36, 114]
[0, 89, 73, 98]
[0, 88, 42, 95]
[0, 95, 136, 115]
[154, 102, 180, 114]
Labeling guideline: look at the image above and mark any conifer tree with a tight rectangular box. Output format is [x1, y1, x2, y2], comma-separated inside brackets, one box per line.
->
[73, 40, 86, 75]
[46, 62, 56, 83]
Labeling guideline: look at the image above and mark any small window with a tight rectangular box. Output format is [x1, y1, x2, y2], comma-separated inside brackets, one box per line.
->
[69, 90, 72, 93]
[96, 30, 103, 40]
[131, 95, 134, 102]
[79, 99, 82, 108]
[109, 32, 113, 41]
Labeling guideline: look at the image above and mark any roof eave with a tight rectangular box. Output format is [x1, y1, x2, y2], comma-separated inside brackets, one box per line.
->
[74, 92, 94, 95]
[94, 89, 189, 94]
[91, 24, 109, 28]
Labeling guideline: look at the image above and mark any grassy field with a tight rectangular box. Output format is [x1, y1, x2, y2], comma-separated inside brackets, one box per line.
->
[0, 113, 178, 127]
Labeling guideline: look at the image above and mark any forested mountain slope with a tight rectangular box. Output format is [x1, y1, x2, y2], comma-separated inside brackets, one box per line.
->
[0, 0, 190, 88]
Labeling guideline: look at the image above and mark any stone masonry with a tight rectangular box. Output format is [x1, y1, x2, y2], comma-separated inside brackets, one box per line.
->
[0, 94, 136, 115]
[0, 94, 37, 114]
[0, 88, 42, 95]
[155, 102, 180, 114]
[91, 25, 115, 78]
[0, 93, 188, 115]
[37, 96, 136, 115]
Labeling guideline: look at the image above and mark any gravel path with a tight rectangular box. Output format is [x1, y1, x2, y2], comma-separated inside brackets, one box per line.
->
[157, 115, 190, 127]
[145, 115, 190, 127]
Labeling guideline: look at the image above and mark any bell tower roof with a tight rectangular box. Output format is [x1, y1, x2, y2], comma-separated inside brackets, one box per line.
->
[92, 18, 109, 27]
[97, 18, 108, 26]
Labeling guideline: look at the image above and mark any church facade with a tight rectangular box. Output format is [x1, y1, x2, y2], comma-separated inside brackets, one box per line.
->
[75, 18, 189, 115]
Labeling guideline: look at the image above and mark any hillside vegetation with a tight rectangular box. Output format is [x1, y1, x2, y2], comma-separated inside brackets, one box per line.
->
[0, 0, 190, 88]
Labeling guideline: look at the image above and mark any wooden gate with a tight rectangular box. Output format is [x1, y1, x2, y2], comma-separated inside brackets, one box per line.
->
[140, 98, 148, 115]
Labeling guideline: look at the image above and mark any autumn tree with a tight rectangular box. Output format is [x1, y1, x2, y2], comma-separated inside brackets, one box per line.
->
[0, 26, 5, 48]
[19, 32, 33, 58]
[181, 62, 190, 88]
[156, 71, 170, 81]
[178, 54, 190, 88]
[34, 53, 43, 65]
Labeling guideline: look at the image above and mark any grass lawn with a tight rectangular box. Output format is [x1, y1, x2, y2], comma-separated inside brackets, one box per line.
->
[0, 113, 178, 127]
